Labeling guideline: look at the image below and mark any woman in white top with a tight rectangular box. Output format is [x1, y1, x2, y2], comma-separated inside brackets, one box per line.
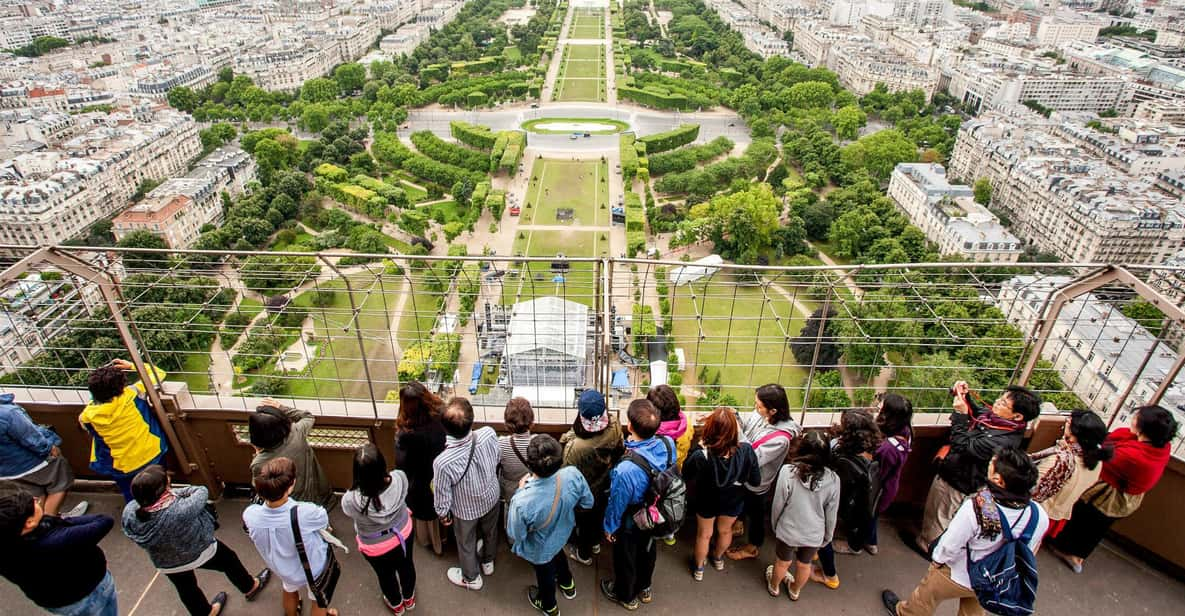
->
[342, 443, 417, 615]
[1030, 410, 1113, 539]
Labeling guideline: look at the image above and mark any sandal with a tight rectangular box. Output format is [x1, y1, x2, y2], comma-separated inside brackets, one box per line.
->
[727, 544, 759, 561]
[765, 565, 781, 597]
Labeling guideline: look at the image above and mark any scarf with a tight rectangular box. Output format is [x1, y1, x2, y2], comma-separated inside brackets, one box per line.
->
[1100, 428, 1171, 495]
[972, 483, 1030, 540]
[1030, 439, 1081, 503]
[969, 408, 1028, 433]
[144, 490, 176, 513]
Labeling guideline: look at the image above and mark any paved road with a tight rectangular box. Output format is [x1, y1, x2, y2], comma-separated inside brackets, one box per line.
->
[403, 104, 750, 144]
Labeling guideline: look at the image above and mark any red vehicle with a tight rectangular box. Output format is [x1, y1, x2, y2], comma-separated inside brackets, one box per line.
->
[509, 205, 521, 216]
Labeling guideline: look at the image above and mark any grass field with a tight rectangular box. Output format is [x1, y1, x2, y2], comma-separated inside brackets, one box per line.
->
[504, 230, 604, 306]
[570, 9, 604, 39]
[522, 159, 609, 225]
[672, 275, 816, 406]
[555, 43, 605, 102]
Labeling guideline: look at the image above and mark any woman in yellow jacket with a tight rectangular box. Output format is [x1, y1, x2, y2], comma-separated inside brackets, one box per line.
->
[78, 359, 168, 502]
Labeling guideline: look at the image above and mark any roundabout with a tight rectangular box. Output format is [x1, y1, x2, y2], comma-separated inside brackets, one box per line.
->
[521, 117, 630, 134]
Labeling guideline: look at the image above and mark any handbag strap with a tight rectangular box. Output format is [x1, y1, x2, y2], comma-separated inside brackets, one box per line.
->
[510, 435, 529, 467]
[289, 506, 320, 600]
[454, 435, 478, 488]
[539, 472, 564, 530]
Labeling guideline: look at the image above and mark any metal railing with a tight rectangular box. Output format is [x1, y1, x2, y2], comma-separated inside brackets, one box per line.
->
[2, 245, 1184, 456]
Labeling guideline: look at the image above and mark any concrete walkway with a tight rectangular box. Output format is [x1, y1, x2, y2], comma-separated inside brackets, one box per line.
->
[4, 492, 1182, 616]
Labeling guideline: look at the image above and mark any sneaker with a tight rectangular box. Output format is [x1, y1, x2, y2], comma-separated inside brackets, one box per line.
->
[691, 561, 704, 581]
[482, 561, 495, 576]
[527, 586, 559, 616]
[639, 588, 652, 604]
[660, 534, 677, 546]
[866, 544, 879, 556]
[599, 580, 639, 611]
[558, 579, 576, 600]
[62, 501, 89, 518]
[881, 590, 901, 616]
[383, 596, 405, 615]
[591, 544, 601, 555]
[446, 567, 483, 590]
[402, 595, 416, 611]
[567, 545, 594, 566]
[833, 540, 863, 555]
[708, 556, 725, 571]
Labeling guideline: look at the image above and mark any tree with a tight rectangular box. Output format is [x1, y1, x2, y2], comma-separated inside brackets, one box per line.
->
[893, 351, 973, 412]
[679, 184, 781, 263]
[791, 307, 840, 367]
[166, 86, 198, 112]
[301, 78, 339, 103]
[839, 291, 923, 373]
[973, 178, 992, 206]
[833, 105, 867, 141]
[841, 129, 917, 181]
[333, 63, 366, 93]
[787, 81, 835, 110]
[300, 104, 330, 133]
[218, 67, 234, 83]
[117, 230, 170, 270]
[1120, 300, 1166, 337]
[807, 370, 851, 409]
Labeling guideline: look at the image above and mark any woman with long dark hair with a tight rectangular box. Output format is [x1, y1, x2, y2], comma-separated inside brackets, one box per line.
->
[842, 393, 913, 555]
[1031, 410, 1113, 539]
[342, 444, 417, 615]
[765, 432, 839, 601]
[393, 381, 447, 555]
[122, 466, 271, 616]
[728, 383, 801, 561]
[1051, 405, 1179, 573]
[813, 409, 882, 589]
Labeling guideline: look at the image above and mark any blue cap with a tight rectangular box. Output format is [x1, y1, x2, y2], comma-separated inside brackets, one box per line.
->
[578, 389, 606, 418]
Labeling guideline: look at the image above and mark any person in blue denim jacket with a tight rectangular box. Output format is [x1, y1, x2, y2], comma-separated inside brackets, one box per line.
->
[0, 393, 86, 517]
[507, 434, 593, 616]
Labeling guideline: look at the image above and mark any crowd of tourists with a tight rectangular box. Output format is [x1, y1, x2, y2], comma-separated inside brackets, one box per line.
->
[0, 361, 1179, 616]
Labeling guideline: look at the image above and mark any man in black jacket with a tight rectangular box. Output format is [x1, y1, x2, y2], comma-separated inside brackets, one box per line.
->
[915, 381, 1041, 553]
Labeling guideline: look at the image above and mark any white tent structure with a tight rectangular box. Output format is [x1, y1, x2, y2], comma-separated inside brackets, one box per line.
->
[506, 296, 590, 388]
[669, 254, 724, 287]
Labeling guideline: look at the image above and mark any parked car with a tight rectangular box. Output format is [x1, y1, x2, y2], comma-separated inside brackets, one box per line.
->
[509, 205, 521, 216]
[583, 132, 591, 138]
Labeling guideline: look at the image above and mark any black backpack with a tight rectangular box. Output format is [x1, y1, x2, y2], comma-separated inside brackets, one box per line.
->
[832, 452, 882, 550]
[625, 436, 687, 537]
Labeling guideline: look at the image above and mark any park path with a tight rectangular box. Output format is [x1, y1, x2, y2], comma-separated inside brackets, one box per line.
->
[807, 240, 864, 299]
[541, 3, 575, 102]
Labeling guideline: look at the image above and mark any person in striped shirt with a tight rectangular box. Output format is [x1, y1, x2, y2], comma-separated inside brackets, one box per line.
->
[433, 397, 501, 590]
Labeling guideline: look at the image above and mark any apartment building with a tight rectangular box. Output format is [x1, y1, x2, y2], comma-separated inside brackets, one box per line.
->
[111, 146, 256, 249]
[948, 112, 1185, 265]
[1055, 122, 1185, 176]
[0, 269, 102, 376]
[887, 163, 1022, 262]
[1034, 11, 1103, 48]
[998, 275, 1185, 428]
[947, 56, 1127, 114]
[0, 106, 200, 247]
[1134, 99, 1185, 127]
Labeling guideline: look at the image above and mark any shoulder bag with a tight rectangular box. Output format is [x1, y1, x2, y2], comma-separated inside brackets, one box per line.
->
[290, 505, 341, 609]
[537, 472, 564, 530]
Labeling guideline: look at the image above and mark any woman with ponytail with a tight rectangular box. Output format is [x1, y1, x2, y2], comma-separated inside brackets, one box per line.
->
[122, 465, 271, 615]
[1030, 411, 1114, 539]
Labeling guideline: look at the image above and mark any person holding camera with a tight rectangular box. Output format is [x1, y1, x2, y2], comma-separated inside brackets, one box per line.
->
[915, 382, 1041, 554]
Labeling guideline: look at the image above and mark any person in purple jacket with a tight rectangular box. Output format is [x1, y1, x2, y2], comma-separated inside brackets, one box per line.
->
[837, 393, 913, 555]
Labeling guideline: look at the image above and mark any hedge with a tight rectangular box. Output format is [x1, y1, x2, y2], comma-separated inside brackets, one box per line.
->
[450, 121, 497, 150]
[639, 124, 700, 154]
[314, 163, 348, 182]
[401, 153, 485, 188]
[316, 180, 388, 219]
[626, 205, 645, 232]
[372, 132, 412, 167]
[352, 175, 407, 207]
[620, 133, 639, 181]
[486, 191, 506, 218]
[450, 56, 501, 75]
[472, 181, 491, 210]
[466, 91, 488, 108]
[632, 304, 656, 357]
[410, 131, 490, 173]
[626, 230, 646, 257]
[649, 136, 734, 175]
[619, 85, 691, 110]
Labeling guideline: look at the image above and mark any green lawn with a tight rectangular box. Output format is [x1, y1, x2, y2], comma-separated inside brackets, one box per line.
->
[522, 159, 609, 225]
[672, 275, 816, 407]
[175, 351, 212, 394]
[521, 117, 629, 134]
[555, 78, 604, 102]
[419, 199, 463, 223]
[270, 232, 315, 252]
[571, 24, 603, 38]
[503, 230, 603, 307]
[555, 44, 604, 102]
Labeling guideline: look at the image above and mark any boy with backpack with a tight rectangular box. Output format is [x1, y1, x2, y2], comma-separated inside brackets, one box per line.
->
[600, 399, 686, 610]
[882, 446, 1048, 616]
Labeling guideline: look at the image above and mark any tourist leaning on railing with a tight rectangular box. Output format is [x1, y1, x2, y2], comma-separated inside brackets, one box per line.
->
[883, 447, 1049, 616]
[683, 406, 760, 581]
[856, 393, 914, 556]
[249, 398, 335, 512]
[728, 383, 802, 562]
[0, 480, 118, 616]
[560, 389, 624, 566]
[342, 443, 417, 615]
[393, 381, 447, 556]
[765, 431, 839, 602]
[78, 359, 168, 502]
[1050, 405, 1179, 574]
[1029, 411, 1113, 540]
[815, 408, 883, 591]
[123, 465, 271, 616]
[0, 393, 87, 517]
[498, 397, 537, 505]
[916, 382, 1040, 554]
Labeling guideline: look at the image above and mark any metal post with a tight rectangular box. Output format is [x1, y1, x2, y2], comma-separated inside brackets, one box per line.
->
[1108, 318, 1170, 426]
[318, 256, 379, 419]
[800, 284, 834, 424]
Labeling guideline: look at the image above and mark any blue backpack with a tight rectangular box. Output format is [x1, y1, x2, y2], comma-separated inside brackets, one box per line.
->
[967, 502, 1040, 616]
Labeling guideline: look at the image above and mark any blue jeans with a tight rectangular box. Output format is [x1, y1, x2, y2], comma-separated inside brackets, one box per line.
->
[47, 571, 117, 616]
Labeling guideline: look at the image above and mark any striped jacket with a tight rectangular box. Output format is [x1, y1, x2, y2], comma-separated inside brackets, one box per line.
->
[433, 426, 500, 520]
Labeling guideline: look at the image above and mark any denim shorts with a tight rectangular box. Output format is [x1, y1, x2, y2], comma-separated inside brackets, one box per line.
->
[47, 571, 117, 616]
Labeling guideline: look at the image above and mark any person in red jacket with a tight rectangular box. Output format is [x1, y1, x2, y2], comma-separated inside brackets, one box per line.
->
[1050, 405, 1179, 573]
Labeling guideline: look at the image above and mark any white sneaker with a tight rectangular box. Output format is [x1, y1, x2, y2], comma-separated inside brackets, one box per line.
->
[482, 561, 495, 576]
[62, 501, 89, 518]
[447, 567, 483, 590]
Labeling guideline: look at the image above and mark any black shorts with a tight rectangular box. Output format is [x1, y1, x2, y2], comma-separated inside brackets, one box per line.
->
[775, 540, 818, 564]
